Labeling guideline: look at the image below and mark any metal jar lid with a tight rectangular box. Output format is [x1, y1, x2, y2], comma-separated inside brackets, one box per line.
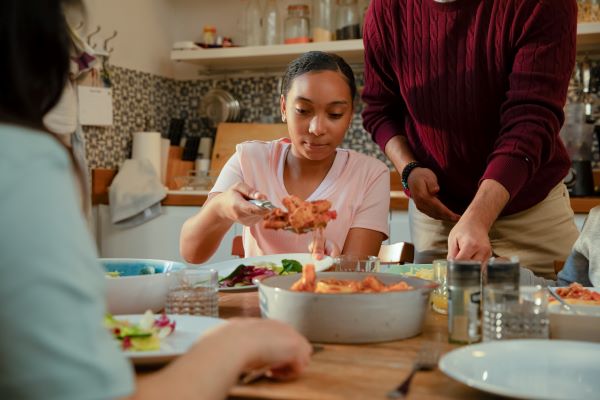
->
[448, 260, 481, 286]
[485, 257, 520, 285]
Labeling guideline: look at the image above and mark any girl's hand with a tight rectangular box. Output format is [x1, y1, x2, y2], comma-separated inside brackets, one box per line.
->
[215, 182, 270, 226]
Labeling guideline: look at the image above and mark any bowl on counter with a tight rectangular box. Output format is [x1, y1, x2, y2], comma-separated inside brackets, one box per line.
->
[257, 272, 436, 343]
[102, 258, 186, 315]
[548, 302, 600, 342]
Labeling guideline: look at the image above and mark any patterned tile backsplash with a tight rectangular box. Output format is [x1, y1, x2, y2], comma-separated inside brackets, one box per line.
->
[84, 64, 599, 171]
[83, 66, 389, 170]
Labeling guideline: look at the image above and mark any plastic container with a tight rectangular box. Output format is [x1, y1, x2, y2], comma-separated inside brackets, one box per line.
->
[284, 4, 311, 44]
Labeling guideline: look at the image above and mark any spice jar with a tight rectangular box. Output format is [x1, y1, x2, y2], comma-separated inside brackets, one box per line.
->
[284, 4, 311, 44]
[448, 260, 482, 344]
[483, 257, 520, 290]
[202, 25, 216, 46]
[335, 0, 360, 40]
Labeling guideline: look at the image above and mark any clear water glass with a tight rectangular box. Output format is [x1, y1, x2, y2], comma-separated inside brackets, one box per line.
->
[483, 285, 549, 341]
[333, 255, 380, 272]
[431, 259, 448, 315]
[165, 269, 219, 317]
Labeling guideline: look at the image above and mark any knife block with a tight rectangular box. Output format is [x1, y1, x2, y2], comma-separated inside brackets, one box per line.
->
[165, 146, 194, 190]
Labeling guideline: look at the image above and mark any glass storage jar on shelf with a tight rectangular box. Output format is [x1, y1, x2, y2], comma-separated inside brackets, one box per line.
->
[244, 0, 263, 46]
[313, 0, 334, 42]
[263, 0, 281, 45]
[284, 4, 311, 44]
[335, 0, 360, 40]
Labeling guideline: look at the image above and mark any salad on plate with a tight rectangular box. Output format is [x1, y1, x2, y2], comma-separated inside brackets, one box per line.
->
[105, 310, 176, 351]
[219, 259, 303, 288]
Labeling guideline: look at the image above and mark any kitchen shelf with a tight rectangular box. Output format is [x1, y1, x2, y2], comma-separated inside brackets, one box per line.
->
[577, 22, 600, 48]
[172, 23, 600, 71]
[171, 39, 364, 71]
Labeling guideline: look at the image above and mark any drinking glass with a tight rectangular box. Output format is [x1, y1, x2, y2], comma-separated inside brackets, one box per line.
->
[431, 259, 448, 315]
[333, 255, 380, 272]
[165, 269, 219, 317]
[482, 285, 549, 341]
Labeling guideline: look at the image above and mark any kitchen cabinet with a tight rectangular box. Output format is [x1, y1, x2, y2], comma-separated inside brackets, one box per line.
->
[96, 205, 241, 265]
[171, 23, 600, 72]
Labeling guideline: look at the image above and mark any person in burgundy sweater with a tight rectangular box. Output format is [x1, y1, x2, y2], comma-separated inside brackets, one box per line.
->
[362, 0, 580, 278]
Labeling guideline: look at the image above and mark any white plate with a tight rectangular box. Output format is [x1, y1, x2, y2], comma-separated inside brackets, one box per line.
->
[439, 340, 600, 399]
[116, 314, 225, 365]
[203, 253, 334, 292]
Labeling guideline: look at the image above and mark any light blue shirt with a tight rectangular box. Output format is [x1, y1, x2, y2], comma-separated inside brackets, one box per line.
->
[0, 124, 134, 399]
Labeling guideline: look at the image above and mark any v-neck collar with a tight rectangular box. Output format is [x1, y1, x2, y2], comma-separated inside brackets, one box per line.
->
[277, 142, 348, 201]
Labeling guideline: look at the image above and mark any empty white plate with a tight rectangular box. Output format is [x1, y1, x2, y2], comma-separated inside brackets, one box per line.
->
[439, 340, 600, 400]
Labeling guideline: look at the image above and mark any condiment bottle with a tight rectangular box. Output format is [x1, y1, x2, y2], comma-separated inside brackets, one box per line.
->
[448, 260, 482, 344]
[202, 25, 216, 46]
[263, 0, 281, 45]
[284, 4, 311, 44]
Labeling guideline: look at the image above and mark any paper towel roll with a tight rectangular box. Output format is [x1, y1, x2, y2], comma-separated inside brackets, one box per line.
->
[160, 138, 170, 184]
[199, 136, 213, 159]
[131, 131, 162, 178]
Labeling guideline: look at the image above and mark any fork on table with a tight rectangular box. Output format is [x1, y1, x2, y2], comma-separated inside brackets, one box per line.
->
[386, 346, 441, 399]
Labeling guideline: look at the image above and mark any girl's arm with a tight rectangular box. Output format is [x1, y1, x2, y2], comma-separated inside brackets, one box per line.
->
[342, 227, 386, 258]
[180, 183, 268, 264]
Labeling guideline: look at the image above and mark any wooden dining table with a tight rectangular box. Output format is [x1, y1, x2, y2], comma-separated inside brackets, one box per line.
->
[220, 291, 504, 400]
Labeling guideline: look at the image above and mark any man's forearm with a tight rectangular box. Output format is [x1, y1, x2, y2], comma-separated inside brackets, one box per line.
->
[461, 179, 510, 231]
[384, 135, 417, 172]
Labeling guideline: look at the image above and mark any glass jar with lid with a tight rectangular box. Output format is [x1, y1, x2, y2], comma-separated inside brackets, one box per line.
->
[313, 0, 334, 42]
[335, 0, 360, 40]
[284, 4, 311, 44]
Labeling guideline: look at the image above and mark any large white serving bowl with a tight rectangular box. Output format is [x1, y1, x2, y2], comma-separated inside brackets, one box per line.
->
[101, 258, 186, 315]
[257, 272, 436, 343]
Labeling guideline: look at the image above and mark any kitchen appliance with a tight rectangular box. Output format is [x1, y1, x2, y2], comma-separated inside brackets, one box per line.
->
[561, 57, 597, 196]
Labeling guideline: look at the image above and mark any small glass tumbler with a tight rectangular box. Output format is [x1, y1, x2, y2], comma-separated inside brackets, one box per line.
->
[431, 259, 448, 315]
[333, 255, 380, 272]
[165, 269, 219, 317]
[482, 285, 549, 341]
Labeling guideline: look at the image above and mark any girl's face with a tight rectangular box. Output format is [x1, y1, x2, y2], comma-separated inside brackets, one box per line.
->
[281, 70, 353, 161]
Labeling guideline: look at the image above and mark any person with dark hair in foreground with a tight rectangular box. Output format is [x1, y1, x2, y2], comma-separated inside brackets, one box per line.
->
[0, 1, 311, 399]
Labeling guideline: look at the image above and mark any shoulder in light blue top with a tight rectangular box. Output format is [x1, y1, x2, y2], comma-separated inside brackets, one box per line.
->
[0, 124, 134, 399]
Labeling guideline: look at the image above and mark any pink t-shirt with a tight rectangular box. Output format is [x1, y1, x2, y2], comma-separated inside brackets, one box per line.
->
[210, 139, 390, 256]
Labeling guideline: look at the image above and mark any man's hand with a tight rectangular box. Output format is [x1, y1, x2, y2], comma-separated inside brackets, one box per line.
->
[447, 179, 510, 263]
[408, 168, 460, 222]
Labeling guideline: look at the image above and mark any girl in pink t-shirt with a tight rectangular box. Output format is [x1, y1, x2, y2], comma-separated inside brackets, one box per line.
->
[180, 51, 390, 262]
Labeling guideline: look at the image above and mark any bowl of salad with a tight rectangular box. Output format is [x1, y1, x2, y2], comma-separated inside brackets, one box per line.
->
[102, 258, 186, 315]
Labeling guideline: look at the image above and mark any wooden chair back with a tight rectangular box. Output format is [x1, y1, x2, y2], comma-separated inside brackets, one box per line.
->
[378, 242, 415, 264]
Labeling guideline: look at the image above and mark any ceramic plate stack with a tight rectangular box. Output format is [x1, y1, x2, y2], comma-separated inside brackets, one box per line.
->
[200, 88, 241, 126]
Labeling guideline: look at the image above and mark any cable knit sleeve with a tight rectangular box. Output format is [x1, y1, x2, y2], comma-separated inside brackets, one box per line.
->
[482, 0, 577, 198]
[361, 0, 407, 153]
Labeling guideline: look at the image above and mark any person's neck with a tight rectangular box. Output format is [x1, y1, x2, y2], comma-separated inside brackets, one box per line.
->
[286, 146, 337, 177]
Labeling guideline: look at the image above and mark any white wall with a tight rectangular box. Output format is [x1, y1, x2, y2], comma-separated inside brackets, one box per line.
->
[83, 0, 175, 78]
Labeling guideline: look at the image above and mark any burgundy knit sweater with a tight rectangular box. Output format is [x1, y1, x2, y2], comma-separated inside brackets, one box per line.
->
[362, 0, 577, 216]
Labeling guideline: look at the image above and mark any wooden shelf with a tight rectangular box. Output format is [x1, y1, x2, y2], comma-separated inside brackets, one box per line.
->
[577, 22, 600, 48]
[171, 39, 364, 71]
[172, 23, 600, 71]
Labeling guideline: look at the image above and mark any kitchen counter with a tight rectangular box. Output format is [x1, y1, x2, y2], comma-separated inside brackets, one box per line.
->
[92, 169, 600, 213]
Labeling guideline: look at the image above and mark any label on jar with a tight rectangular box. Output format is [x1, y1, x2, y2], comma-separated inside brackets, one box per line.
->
[284, 37, 311, 44]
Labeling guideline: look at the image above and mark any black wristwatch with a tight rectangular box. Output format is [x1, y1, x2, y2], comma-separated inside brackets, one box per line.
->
[401, 161, 421, 191]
